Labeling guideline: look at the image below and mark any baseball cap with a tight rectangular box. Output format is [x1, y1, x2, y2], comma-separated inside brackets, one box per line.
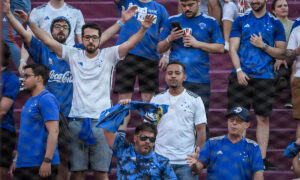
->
[226, 106, 250, 122]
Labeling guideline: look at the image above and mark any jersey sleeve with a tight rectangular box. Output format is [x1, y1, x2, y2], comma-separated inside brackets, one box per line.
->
[3, 75, 20, 101]
[194, 97, 207, 125]
[198, 140, 211, 166]
[210, 19, 225, 44]
[250, 145, 264, 173]
[74, 10, 85, 35]
[62, 45, 72, 63]
[25, 37, 47, 64]
[39, 93, 60, 122]
[159, 18, 172, 42]
[229, 16, 242, 38]
[287, 27, 299, 49]
[274, 20, 286, 42]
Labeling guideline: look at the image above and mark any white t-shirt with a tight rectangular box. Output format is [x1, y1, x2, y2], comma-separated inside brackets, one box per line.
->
[150, 89, 207, 164]
[29, 2, 85, 45]
[287, 25, 300, 77]
[62, 45, 123, 119]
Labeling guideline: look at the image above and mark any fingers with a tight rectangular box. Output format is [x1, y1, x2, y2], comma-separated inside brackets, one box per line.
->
[196, 146, 200, 155]
[128, 5, 138, 12]
[121, 6, 125, 13]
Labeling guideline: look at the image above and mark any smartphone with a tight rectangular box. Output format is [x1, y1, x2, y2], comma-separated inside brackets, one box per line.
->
[171, 21, 182, 31]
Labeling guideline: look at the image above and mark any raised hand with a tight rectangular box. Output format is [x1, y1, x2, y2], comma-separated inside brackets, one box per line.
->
[140, 14, 156, 30]
[3, 0, 11, 14]
[120, 5, 138, 23]
[250, 32, 264, 49]
[14, 9, 30, 24]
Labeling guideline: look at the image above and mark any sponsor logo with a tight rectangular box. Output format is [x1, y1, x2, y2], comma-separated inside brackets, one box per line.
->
[217, 150, 223, 155]
[49, 70, 73, 83]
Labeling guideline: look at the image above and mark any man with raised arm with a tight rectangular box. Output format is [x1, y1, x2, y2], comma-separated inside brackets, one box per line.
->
[9, 5, 155, 179]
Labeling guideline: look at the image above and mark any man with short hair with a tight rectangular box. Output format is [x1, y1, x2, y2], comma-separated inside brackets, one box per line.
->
[11, 63, 60, 180]
[0, 43, 20, 180]
[102, 106, 177, 179]
[158, 0, 224, 113]
[3, 1, 138, 179]
[146, 61, 207, 179]
[187, 107, 264, 180]
[228, 0, 286, 170]
[14, 6, 156, 179]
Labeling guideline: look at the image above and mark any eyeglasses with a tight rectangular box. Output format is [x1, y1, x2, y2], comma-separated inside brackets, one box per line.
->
[53, 24, 69, 30]
[139, 134, 156, 143]
[23, 74, 35, 79]
[83, 35, 100, 41]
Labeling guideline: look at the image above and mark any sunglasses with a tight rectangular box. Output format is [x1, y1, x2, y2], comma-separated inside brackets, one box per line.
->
[139, 134, 156, 143]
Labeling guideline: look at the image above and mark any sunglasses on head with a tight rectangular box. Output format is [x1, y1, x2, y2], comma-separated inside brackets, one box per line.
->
[139, 134, 156, 143]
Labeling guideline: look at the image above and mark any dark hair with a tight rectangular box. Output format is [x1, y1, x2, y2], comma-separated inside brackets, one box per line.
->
[271, 0, 288, 16]
[166, 60, 186, 72]
[135, 123, 157, 137]
[24, 64, 50, 85]
[82, 23, 102, 37]
[2, 42, 10, 67]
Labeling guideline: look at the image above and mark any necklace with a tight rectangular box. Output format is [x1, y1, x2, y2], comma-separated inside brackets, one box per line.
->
[168, 91, 181, 112]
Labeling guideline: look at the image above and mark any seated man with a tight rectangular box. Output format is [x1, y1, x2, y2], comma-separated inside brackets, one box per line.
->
[187, 107, 264, 180]
[102, 100, 177, 179]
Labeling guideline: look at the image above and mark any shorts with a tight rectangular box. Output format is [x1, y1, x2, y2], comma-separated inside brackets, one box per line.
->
[227, 72, 275, 116]
[68, 119, 112, 171]
[182, 82, 210, 112]
[58, 112, 70, 155]
[292, 77, 300, 120]
[14, 165, 58, 180]
[113, 54, 159, 93]
[0, 128, 16, 168]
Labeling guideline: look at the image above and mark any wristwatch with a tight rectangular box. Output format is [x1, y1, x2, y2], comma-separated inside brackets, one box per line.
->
[262, 43, 269, 51]
[44, 157, 52, 163]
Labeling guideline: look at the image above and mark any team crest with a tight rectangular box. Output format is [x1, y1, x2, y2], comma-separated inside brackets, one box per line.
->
[199, 23, 206, 29]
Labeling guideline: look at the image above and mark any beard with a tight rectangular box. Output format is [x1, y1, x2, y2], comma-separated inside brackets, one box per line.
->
[85, 43, 99, 54]
[53, 32, 67, 44]
[184, 10, 198, 18]
[251, 0, 266, 12]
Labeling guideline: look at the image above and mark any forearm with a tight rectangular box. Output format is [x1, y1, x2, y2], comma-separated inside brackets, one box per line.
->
[157, 38, 172, 54]
[21, 44, 30, 60]
[44, 130, 59, 159]
[264, 46, 285, 59]
[230, 49, 242, 70]
[100, 20, 123, 46]
[28, 22, 53, 45]
[196, 124, 206, 149]
[5, 11, 31, 43]
[197, 42, 225, 54]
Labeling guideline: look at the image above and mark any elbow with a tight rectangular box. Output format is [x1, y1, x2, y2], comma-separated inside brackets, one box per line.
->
[157, 42, 166, 54]
[218, 45, 225, 54]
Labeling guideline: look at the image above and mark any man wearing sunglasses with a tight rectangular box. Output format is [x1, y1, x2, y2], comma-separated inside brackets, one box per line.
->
[102, 106, 177, 179]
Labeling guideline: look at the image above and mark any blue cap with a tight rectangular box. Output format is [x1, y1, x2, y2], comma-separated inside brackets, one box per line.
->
[226, 107, 250, 122]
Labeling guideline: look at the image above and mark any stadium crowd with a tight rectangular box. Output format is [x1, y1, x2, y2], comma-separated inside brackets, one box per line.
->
[0, 0, 300, 179]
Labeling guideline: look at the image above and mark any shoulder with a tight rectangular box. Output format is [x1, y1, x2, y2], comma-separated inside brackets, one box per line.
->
[153, 152, 170, 163]
[152, 90, 168, 98]
[244, 138, 259, 147]
[39, 91, 57, 103]
[65, 3, 82, 13]
[185, 90, 200, 99]
[202, 13, 217, 22]
[209, 135, 226, 142]
[169, 13, 183, 20]
[266, 12, 281, 24]
[33, 3, 48, 11]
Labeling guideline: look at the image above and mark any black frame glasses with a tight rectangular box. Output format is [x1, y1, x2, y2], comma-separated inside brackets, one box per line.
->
[53, 24, 69, 30]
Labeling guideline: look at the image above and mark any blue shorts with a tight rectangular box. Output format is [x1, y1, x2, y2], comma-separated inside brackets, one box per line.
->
[171, 164, 198, 180]
[68, 119, 112, 171]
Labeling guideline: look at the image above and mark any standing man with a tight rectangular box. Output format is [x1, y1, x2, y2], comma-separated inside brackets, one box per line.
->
[15, 7, 156, 179]
[11, 64, 60, 180]
[113, 0, 169, 109]
[284, 17, 300, 159]
[186, 107, 264, 180]
[158, 0, 224, 112]
[146, 61, 207, 179]
[228, 0, 286, 170]
[0, 43, 20, 180]
[18, 0, 85, 75]
[3, 0, 138, 179]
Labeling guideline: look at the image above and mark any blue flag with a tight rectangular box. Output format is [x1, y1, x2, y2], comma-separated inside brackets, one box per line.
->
[96, 101, 168, 133]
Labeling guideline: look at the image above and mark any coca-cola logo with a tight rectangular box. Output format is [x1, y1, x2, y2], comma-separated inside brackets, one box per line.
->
[49, 70, 73, 83]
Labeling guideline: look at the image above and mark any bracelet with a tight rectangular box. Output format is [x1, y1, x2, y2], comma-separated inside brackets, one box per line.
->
[20, 58, 27, 64]
[163, 53, 169, 59]
[236, 68, 242, 72]
[166, 37, 170, 44]
[13, 158, 17, 162]
[26, 19, 32, 25]
[117, 20, 124, 27]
